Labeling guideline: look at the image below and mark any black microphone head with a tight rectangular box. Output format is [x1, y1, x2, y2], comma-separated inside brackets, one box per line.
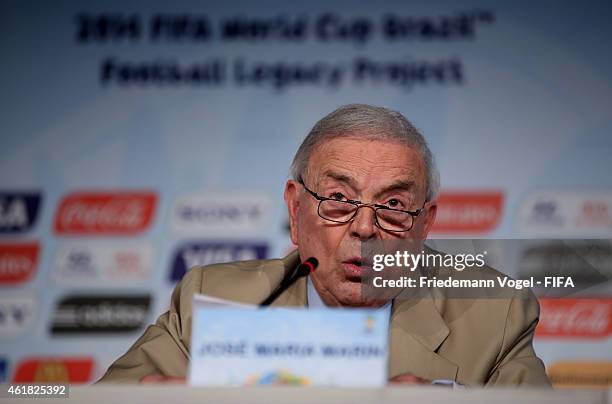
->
[298, 257, 318, 276]
[305, 257, 318, 270]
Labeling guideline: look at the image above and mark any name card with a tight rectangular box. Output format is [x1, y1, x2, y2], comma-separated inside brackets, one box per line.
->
[189, 297, 389, 387]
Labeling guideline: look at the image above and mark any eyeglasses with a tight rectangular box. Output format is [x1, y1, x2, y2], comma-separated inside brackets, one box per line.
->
[299, 178, 427, 232]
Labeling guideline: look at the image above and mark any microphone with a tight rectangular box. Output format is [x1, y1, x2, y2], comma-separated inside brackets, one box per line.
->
[259, 257, 318, 307]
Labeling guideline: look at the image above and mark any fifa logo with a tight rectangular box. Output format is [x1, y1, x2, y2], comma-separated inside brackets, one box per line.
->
[364, 315, 375, 334]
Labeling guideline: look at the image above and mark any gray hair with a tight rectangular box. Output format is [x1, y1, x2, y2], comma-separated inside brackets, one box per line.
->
[290, 104, 440, 201]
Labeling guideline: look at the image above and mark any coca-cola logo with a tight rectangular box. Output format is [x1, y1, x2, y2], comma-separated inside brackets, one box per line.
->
[54, 192, 157, 235]
[0, 243, 39, 284]
[536, 298, 612, 338]
[431, 191, 503, 234]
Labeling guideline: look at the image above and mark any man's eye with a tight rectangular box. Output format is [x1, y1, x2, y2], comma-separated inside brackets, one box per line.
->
[385, 199, 403, 209]
[329, 192, 347, 201]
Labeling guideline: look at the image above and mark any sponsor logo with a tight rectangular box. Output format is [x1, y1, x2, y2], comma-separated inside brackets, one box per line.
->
[171, 193, 271, 235]
[536, 298, 612, 338]
[578, 199, 612, 227]
[528, 199, 563, 225]
[50, 295, 151, 334]
[518, 192, 612, 235]
[54, 191, 157, 235]
[430, 191, 503, 234]
[0, 297, 35, 337]
[518, 193, 567, 233]
[0, 358, 7, 383]
[169, 241, 268, 281]
[547, 361, 612, 388]
[54, 243, 152, 284]
[13, 357, 94, 383]
[0, 243, 39, 284]
[518, 241, 612, 295]
[0, 192, 42, 233]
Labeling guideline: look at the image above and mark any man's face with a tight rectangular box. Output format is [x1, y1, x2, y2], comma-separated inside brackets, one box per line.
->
[284, 136, 437, 307]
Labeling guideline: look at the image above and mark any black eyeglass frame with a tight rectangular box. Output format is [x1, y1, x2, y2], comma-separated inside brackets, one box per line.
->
[298, 177, 427, 232]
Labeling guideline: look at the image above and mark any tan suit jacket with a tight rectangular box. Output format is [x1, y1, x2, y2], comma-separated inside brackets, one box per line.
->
[98, 251, 550, 386]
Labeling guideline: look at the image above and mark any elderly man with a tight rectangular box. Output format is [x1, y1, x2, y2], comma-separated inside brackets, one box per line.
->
[98, 104, 549, 386]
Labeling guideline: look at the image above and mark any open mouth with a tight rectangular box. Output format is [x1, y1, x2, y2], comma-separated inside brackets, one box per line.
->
[341, 257, 372, 281]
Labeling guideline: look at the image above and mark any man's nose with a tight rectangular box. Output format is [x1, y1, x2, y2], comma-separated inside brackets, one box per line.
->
[349, 206, 378, 240]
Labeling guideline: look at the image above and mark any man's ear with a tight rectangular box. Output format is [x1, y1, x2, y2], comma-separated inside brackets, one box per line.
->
[421, 200, 437, 238]
[284, 179, 300, 245]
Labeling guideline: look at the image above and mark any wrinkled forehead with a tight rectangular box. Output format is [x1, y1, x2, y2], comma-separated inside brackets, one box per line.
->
[306, 137, 427, 194]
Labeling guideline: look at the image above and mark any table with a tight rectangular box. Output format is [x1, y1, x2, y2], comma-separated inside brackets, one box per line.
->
[2, 385, 609, 404]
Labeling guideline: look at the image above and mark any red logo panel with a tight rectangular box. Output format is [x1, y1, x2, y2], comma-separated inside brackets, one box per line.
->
[0, 243, 38, 284]
[13, 357, 94, 383]
[431, 191, 503, 234]
[54, 192, 156, 235]
[536, 298, 612, 338]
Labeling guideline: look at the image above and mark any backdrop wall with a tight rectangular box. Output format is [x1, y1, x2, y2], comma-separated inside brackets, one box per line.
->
[1, 0, 611, 386]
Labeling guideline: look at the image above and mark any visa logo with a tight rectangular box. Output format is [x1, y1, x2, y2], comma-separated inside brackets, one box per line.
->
[0, 358, 7, 383]
[0, 193, 42, 233]
[169, 242, 268, 281]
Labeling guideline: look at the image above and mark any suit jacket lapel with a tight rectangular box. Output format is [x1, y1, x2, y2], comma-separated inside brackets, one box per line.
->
[388, 293, 458, 381]
[269, 251, 307, 308]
